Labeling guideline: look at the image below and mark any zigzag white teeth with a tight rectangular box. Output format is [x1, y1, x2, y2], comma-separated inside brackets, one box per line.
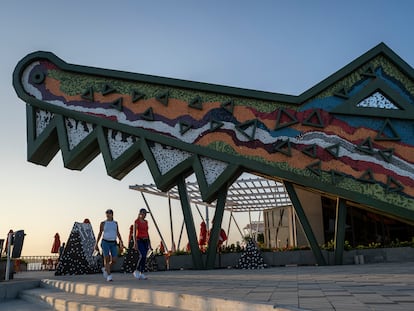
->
[36, 109, 54, 137]
[200, 156, 229, 186]
[107, 129, 136, 160]
[150, 142, 192, 175]
[65, 118, 94, 150]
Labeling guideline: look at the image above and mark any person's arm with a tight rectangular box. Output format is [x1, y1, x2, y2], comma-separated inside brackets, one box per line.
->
[147, 220, 152, 250]
[133, 221, 138, 250]
[116, 222, 124, 250]
[95, 222, 104, 251]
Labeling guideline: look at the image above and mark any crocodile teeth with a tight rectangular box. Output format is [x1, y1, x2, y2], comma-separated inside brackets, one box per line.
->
[150, 142, 192, 175]
[107, 129, 137, 160]
[36, 109, 54, 137]
[65, 118, 94, 150]
[200, 157, 229, 186]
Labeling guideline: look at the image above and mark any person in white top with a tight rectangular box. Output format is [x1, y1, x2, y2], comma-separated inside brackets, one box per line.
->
[95, 209, 124, 281]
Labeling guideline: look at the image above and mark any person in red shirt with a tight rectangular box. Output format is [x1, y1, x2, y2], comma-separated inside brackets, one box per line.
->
[133, 208, 152, 280]
[199, 221, 207, 252]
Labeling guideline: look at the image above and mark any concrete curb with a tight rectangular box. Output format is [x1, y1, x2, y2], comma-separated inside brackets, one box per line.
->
[20, 287, 109, 311]
[21, 287, 148, 311]
[0, 279, 40, 301]
[42, 279, 306, 311]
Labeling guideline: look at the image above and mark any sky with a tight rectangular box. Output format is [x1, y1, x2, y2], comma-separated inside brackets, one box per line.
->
[0, 0, 413, 256]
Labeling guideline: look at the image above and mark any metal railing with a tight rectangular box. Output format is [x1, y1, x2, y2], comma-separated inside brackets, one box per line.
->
[19, 255, 59, 271]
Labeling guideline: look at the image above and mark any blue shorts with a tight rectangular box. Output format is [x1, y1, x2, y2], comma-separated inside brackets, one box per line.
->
[101, 240, 118, 257]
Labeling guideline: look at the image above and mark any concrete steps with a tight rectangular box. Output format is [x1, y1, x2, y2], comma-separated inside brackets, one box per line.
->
[20, 286, 183, 311]
[36, 278, 294, 311]
[0, 298, 53, 311]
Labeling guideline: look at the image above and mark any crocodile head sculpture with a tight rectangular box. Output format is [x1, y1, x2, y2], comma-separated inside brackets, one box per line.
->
[13, 43, 414, 223]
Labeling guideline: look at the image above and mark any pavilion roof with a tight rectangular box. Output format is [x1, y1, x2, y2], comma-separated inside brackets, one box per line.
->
[129, 177, 291, 212]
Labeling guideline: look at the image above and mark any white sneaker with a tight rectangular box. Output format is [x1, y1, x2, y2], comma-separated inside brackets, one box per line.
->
[133, 270, 140, 279]
[102, 267, 108, 279]
[106, 274, 113, 282]
[140, 273, 147, 280]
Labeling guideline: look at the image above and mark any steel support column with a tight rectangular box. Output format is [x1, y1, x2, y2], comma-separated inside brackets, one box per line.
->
[334, 198, 347, 265]
[284, 181, 326, 266]
[205, 187, 227, 269]
[177, 176, 204, 269]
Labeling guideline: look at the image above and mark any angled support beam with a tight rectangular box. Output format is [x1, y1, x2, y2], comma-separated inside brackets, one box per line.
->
[194, 204, 205, 222]
[232, 213, 244, 239]
[177, 220, 185, 250]
[226, 208, 233, 247]
[168, 193, 176, 252]
[141, 193, 168, 252]
[334, 198, 347, 265]
[205, 186, 227, 269]
[284, 181, 326, 266]
[177, 176, 204, 269]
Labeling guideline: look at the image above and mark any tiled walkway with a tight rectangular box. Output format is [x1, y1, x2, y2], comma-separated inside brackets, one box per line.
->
[13, 262, 414, 310]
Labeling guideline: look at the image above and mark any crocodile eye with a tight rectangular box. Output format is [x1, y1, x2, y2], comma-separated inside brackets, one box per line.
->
[32, 70, 45, 84]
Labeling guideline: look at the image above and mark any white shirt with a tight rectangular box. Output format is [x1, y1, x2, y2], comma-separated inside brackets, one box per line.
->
[103, 221, 118, 241]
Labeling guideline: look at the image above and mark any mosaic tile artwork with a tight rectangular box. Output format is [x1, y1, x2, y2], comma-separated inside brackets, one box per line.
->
[150, 142, 192, 175]
[107, 129, 136, 160]
[356, 92, 399, 109]
[35, 109, 54, 137]
[13, 43, 414, 217]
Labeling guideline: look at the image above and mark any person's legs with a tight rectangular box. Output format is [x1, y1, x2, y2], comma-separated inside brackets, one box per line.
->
[138, 240, 148, 272]
[133, 248, 143, 278]
[133, 239, 149, 279]
[101, 241, 110, 278]
[106, 243, 118, 281]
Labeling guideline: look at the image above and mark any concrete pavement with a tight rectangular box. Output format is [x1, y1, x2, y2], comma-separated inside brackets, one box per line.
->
[3, 262, 414, 310]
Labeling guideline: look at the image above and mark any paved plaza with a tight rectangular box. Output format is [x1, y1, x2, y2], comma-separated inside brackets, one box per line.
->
[2, 262, 414, 310]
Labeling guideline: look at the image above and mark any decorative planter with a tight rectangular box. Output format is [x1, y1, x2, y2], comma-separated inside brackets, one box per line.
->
[135, 248, 414, 270]
[323, 247, 414, 265]
[262, 252, 274, 266]
[155, 255, 166, 271]
[111, 256, 124, 272]
[13, 260, 28, 273]
[323, 250, 357, 265]
[268, 250, 316, 266]
[352, 247, 414, 263]
[167, 255, 193, 270]
[382, 247, 414, 262]
[0, 261, 14, 281]
[215, 253, 241, 268]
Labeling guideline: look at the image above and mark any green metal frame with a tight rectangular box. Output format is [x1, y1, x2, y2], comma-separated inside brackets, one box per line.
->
[177, 176, 204, 269]
[13, 44, 414, 221]
[12, 43, 414, 269]
[284, 181, 326, 266]
[205, 186, 227, 269]
[334, 198, 347, 265]
[332, 79, 414, 120]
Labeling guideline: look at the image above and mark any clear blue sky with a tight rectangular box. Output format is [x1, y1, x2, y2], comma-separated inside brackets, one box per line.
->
[0, 1, 413, 255]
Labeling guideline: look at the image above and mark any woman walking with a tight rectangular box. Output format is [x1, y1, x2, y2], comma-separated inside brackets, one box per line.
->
[133, 208, 152, 280]
[95, 209, 124, 282]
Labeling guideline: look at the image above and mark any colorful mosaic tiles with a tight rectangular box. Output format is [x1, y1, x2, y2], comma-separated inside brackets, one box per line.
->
[13, 43, 414, 217]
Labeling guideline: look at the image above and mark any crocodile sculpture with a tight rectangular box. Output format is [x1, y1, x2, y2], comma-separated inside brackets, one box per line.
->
[13, 43, 414, 225]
